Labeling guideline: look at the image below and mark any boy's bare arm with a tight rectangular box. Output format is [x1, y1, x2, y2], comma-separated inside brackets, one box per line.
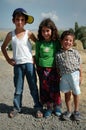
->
[1, 32, 16, 66]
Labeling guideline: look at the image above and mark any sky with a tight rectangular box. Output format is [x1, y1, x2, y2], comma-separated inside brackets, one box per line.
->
[0, 0, 86, 31]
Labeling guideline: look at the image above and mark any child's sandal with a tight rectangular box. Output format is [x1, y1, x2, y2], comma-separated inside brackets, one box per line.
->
[9, 110, 18, 118]
[36, 110, 43, 118]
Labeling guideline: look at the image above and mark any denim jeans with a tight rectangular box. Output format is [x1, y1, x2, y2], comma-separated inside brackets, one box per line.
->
[13, 63, 41, 112]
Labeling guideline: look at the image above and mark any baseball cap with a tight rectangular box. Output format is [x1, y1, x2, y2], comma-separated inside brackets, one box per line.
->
[12, 8, 34, 24]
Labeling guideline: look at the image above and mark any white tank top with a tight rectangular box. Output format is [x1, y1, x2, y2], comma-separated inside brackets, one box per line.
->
[11, 30, 33, 64]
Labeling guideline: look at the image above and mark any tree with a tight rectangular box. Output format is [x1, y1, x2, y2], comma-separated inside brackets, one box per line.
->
[75, 26, 86, 48]
[75, 22, 79, 32]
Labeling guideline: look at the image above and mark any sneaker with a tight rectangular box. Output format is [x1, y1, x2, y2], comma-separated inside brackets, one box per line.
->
[9, 109, 19, 118]
[62, 111, 71, 121]
[73, 111, 81, 121]
[44, 109, 52, 118]
[54, 106, 62, 116]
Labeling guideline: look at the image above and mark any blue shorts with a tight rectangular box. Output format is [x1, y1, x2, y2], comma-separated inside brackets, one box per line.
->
[60, 71, 81, 95]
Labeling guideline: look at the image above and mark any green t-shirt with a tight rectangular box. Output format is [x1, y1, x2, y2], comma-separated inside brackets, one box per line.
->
[36, 40, 61, 67]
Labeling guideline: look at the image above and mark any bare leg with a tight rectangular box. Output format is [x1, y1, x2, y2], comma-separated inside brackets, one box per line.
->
[73, 93, 79, 111]
[62, 92, 72, 120]
[72, 93, 81, 121]
[65, 91, 71, 112]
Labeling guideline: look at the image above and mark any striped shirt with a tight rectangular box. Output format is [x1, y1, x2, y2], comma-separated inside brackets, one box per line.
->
[56, 48, 81, 75]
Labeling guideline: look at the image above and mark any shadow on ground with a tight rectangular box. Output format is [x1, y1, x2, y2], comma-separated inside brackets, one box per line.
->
[0, 103, 35, 117]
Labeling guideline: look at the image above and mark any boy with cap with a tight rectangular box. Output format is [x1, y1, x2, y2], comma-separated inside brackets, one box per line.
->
[1, 8, 42, 118]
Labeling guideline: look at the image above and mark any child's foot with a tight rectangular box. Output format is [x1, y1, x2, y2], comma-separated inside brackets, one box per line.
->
[73, 111, 82, 121]
[62, 111, 71, 121]
[36, 110, 43, 118]
[9, 109, 19, 118]
[44, 109, 52, 118]
[54, 106, 62, 116]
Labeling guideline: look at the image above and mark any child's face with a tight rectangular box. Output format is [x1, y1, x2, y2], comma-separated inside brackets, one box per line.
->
[13, 15, 26, 29]
[41, 26, 52, 41]
[61, 35, 74, 50]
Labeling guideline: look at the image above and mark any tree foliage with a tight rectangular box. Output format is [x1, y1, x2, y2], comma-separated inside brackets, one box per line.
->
[75, 25, 86, 49]
[69, 22, 86, 49]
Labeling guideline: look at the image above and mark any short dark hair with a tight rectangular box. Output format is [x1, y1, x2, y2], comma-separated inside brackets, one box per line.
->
[12, 12, 28, 22]
[60, 30, 75, 41]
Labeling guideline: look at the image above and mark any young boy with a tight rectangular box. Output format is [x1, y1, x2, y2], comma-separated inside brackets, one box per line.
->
[56, 30, 82, 121]
[1, 8, 42, 118]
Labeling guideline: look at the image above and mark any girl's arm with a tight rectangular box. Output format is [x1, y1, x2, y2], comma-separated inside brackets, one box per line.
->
[1, 32, 16, 66]
[35, 41, 40, 66]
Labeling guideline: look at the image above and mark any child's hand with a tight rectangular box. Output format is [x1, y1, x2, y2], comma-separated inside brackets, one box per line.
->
[7, 58, 16, 66]
[33, 55, 36, 64]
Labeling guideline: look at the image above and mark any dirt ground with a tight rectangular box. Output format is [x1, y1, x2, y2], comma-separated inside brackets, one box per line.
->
[0, 50, 86, 130]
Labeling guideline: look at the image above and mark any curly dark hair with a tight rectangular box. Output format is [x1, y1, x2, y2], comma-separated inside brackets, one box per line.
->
[37, 18, 59, 41]
[60, 30, 75, 41]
